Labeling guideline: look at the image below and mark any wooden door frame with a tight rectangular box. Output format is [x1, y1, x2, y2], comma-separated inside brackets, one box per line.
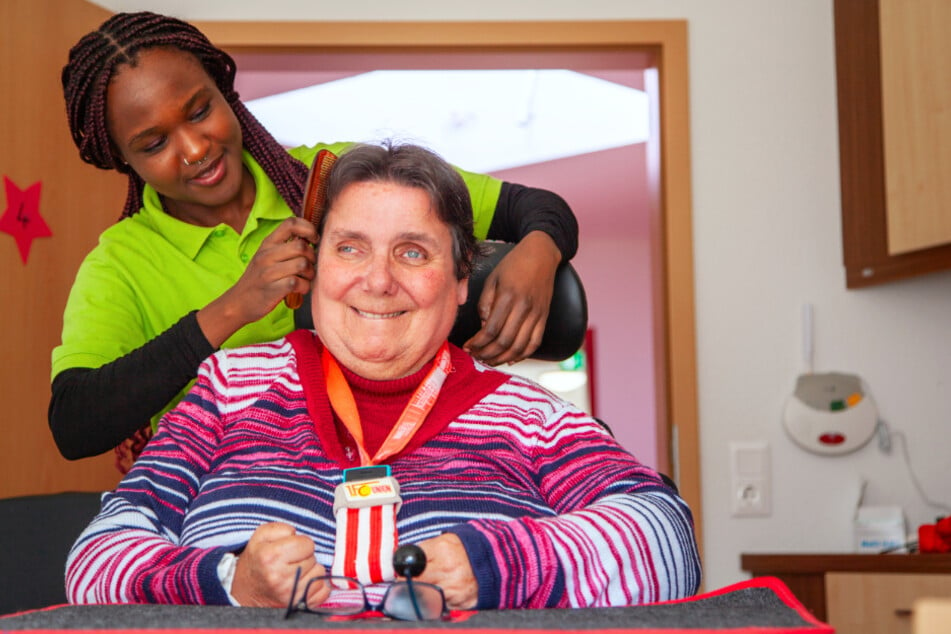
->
[197, 19, 702, 547]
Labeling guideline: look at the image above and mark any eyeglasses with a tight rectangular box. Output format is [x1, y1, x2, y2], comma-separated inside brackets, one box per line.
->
[284, 568, 450, 622]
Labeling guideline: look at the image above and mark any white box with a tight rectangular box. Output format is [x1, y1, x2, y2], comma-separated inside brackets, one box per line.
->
[853, 505, 906, 553]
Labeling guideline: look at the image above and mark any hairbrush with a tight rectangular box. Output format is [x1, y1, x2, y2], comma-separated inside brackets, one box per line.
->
[284, 149, 338, 309]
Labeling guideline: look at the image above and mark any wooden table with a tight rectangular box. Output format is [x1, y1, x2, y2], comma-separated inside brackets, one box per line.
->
[741, 553, 951, 634]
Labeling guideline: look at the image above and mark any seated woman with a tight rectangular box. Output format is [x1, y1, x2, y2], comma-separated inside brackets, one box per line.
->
[66, 142, 701, 611]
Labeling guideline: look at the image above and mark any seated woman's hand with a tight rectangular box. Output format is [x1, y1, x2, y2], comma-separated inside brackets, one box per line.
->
[464, 231, 561, 366]
[413, 533, 478, 610]
[231, 522, 328, 608]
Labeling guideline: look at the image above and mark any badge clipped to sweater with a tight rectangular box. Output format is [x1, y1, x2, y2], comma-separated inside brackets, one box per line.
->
[332, 465, 402, 583]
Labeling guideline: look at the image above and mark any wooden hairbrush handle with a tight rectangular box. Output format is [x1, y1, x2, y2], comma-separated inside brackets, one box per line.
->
[284, 149, 338, 309]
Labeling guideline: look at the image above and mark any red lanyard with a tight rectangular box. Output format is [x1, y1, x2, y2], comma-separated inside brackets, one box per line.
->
[322, 342, 452, 465]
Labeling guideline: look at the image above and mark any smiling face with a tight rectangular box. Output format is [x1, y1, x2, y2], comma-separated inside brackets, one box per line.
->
[105, 47, 248, 223]
[313, 180, 469, 380]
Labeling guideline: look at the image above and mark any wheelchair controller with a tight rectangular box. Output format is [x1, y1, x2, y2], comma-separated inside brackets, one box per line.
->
[393, 544, 427, 578]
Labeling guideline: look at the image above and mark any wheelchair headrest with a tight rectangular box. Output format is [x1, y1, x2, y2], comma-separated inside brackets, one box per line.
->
[448, 241, 588, 362]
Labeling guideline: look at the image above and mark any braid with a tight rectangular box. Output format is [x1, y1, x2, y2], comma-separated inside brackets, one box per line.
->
[230, 98, 307, 215]
[62, 11, 307, 219]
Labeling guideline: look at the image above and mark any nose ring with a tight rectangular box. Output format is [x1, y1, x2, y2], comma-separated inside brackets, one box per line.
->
[183, 155, 208, 167]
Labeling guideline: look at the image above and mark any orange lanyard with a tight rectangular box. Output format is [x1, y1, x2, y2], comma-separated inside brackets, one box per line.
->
[322, 342, 452, 466]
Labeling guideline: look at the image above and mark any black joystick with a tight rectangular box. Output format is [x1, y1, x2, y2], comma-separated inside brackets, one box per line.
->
[393, 544, 426, 578]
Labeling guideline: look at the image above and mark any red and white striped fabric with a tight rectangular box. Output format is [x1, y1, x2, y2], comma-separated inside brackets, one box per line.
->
[331, 475, 402, 583]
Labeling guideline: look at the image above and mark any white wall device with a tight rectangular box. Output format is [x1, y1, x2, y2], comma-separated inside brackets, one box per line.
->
[782, 372, 878, 455]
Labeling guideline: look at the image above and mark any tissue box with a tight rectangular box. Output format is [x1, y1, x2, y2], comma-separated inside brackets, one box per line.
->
[854, 505, 906, 553]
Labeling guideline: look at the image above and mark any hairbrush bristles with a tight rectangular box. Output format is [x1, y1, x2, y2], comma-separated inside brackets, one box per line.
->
[285, 150, 338, 309]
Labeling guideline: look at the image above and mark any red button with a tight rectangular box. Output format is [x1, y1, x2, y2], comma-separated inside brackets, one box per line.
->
[819, 433, 845, 445]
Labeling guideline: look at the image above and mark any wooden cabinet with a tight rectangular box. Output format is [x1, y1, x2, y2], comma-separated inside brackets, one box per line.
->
[741, 553, 951, 634]
[826, 572, 951, 634]
[914, 598, 951, 634]
[834, 0, 951, 288]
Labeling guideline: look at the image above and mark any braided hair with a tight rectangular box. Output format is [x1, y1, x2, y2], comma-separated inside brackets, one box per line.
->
[62, 11, 307, 218]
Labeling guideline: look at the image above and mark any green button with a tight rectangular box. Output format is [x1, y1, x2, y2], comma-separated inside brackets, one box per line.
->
[240, 253, 249, 263]
[213, 228, 226, 238]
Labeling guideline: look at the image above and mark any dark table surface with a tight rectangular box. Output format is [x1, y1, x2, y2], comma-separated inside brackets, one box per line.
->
[0, 577, 832, 632]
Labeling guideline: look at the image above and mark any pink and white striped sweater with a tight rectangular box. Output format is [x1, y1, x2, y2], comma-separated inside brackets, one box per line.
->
[66, 335, 701, 608]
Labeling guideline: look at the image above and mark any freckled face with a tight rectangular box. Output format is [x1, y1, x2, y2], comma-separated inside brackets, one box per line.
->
[313, 181, 468, 380]
[105, 47, 246, 221]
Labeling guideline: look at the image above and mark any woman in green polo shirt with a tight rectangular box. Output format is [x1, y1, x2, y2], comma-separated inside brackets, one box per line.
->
[50, 11, 578, 470]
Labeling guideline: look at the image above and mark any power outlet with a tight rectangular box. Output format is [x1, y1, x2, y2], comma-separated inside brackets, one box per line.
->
[730, 441, 771, 517]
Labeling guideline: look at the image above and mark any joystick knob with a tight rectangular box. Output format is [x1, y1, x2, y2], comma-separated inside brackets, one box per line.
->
[393, 544, 426, 577]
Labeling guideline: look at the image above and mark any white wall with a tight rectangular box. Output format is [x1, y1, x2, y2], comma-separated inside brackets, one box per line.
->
[93, 0, 951, 593]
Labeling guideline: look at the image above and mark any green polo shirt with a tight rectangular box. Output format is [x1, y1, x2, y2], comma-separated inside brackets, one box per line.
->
[51, 143, 502, 426]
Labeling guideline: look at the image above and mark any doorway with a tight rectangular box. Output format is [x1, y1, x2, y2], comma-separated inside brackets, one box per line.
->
[234, 54, 654, 462]
[203, 19, 701, 543]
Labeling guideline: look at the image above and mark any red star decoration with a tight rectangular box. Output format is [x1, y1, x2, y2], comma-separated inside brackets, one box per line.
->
[0, 176, 52, 264]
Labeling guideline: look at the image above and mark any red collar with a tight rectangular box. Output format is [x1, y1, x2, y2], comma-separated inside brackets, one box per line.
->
[287, 330, 508, 467]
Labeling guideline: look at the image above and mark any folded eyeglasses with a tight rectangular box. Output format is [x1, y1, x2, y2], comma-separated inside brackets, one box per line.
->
[284, 544, 450, 622]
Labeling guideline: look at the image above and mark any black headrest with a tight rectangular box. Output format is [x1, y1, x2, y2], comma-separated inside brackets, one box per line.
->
[448, 241, 587, 362]
[295, 241, 588, 362]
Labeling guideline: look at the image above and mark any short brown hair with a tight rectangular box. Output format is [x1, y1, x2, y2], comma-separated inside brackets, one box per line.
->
[322, 142, 479, 280]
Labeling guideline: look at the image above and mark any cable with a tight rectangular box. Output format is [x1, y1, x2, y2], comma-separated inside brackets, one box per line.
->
[801, 303, 814, 374]
[881, 422, 951, 514]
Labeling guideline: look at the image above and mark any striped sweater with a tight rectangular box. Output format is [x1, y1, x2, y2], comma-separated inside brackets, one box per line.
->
[66, 336, 701, 608]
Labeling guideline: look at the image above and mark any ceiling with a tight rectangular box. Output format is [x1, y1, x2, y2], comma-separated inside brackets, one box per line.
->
[231, 52, 651, 240]
[242, 69, 648, 173]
